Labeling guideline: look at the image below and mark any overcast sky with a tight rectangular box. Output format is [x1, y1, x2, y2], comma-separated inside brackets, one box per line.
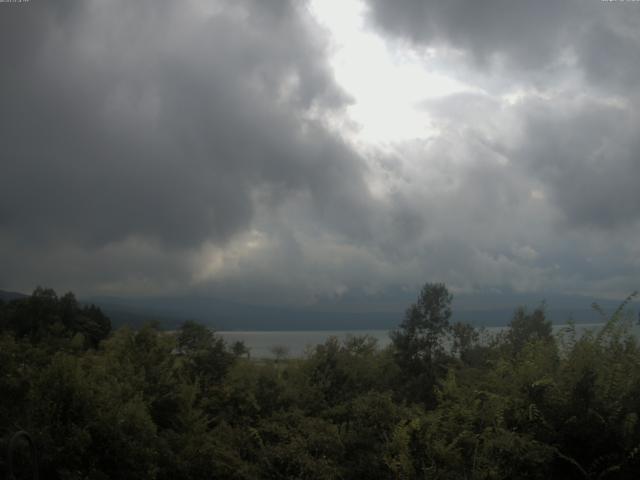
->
[1, 0, 639, 304]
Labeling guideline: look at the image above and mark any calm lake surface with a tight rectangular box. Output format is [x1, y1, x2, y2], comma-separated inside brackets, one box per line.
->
[218, 323, 611, 358]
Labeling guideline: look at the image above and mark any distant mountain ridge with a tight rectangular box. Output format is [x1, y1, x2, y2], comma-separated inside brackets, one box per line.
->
[3, 288, 635, 331]
[87, 291, 634, 331]
[0, 290, 28, 302]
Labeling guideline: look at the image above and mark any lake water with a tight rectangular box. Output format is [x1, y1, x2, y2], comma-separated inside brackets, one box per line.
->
[218, 323, 612, 358]
[218, 330, 392, 358]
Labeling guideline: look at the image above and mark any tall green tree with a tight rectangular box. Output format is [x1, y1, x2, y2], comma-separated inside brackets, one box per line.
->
[506, 304, 552, 354]
[391, 282, 453, 406]
[176, 320, 236, 390]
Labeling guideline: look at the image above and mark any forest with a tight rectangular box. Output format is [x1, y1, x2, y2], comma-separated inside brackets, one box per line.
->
[1, 284, 640, 479]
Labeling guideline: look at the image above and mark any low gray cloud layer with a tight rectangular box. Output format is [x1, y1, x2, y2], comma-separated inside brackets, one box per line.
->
[0, 0, 384, 296]
[1, 0, 639, 305]
[361, 0, 640, 297]
[1, 0, 366, 248]
[367, 0, 582, 71]
[366, 0, 640, 87]
[515, 97, 640, 230]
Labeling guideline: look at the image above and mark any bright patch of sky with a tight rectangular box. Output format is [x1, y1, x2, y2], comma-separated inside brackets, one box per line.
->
[308, 0, 477, 147]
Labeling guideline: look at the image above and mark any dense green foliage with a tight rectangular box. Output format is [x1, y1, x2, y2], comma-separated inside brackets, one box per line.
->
[1, 285, 640, 479]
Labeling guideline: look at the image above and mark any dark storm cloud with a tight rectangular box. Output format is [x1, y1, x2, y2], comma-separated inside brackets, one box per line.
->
[3, 0, 639, 300]
[0, 0, 371, 253]
[377, 87, 640, 296]
[365, 0, 640, 89]
[419, 89, 640, 233]
[366, 0, 640, 254]
[365, 0, 583, 70]
[514, 98, 640, 230]
[576, 19, 640, 91]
